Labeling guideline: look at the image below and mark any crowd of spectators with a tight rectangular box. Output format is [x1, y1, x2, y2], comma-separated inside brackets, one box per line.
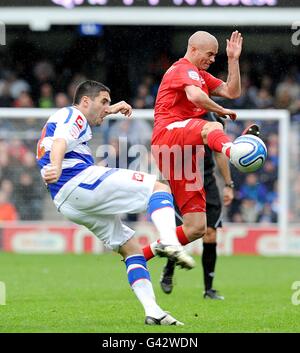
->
[0, 139, 45, 221]
[0, 49, 299, 223]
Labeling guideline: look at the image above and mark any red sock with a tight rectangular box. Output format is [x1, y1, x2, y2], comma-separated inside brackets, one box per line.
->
[142, 226, 190, 260]
[206, 129, 232, 157]
[176, 225, 189, 245]
[142, 239, 160, 261]
[142, 243, 155, 261]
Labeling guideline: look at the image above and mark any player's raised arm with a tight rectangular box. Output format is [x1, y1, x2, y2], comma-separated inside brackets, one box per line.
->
[105, 101, 132, 118]
[43, 138, 67, 184]
[184, 85, 237, 121]
[211, 31, 243, 99]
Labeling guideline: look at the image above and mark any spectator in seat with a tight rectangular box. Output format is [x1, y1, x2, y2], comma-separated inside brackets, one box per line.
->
[38, 83, 54, 108]
[0, 190, 18, 221]
[55, 92, 71, 108]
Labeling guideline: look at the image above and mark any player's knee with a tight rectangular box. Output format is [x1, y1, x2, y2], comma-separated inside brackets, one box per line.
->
[153, 181, 171, 194]
[201, 122, 224, 140]
[203, 227, 217, 243]
[185, 223, 207, 242]
[119, 237, 142, 259]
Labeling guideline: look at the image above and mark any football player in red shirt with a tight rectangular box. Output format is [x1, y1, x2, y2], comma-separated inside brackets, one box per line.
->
[143, 30, 259, 259]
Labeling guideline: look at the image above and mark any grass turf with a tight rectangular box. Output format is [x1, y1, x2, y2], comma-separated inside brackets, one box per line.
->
[0, 253, 299, 333]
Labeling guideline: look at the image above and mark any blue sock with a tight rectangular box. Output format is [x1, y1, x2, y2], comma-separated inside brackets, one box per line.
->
[147, 192, 174, 218]
[125, 254, 165, 318]
[125, 254, 151, 286]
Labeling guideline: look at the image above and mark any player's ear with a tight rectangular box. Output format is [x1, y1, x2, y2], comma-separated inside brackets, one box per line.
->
[191, 46, 198, 55]
[82, 95, 90, 106]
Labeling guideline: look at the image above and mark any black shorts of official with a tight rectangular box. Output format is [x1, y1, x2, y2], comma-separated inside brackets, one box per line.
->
[205, 173, 222, 229]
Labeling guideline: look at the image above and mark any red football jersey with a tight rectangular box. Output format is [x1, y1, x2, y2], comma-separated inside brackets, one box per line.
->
[153, 58, 223, 140]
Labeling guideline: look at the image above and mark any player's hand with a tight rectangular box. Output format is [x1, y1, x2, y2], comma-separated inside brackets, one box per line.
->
[105, 101, 132, 118]
[223, 186, 234, 206]
[226, 31, 243, 60]
[218, 108, 237, 121]
[43, 165, 62, 184]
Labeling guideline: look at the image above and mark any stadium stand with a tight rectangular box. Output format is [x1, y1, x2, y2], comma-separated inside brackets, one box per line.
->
[0, 28, 298, 224]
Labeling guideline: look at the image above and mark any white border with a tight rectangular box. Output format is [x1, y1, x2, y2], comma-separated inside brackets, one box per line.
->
[0, 7, 300, 27]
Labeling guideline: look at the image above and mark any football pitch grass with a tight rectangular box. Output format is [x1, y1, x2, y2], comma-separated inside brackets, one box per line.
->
[0, 253, 299, 333]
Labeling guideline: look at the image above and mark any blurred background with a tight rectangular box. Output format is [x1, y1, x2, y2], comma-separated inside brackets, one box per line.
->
[0, 0, 299, 255]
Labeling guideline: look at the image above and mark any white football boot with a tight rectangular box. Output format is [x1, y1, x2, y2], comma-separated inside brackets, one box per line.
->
[145, 313, 184, 326]
[154, 243, 195, 270]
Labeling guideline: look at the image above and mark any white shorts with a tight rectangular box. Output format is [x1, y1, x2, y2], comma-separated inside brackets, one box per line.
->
[59, 166, 157, 251]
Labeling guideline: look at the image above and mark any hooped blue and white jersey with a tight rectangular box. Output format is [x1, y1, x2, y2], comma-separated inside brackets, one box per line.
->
[37, 106, 96, 208]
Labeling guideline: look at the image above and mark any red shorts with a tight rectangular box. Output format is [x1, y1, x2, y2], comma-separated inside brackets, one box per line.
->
[152, 118, 208, 215]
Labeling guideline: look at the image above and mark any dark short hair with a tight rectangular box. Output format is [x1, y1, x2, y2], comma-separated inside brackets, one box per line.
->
[73, 80, 111, 104]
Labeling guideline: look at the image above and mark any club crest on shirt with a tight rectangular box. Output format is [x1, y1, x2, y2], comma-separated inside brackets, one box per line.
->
[188, 70, 200, 81]
[75, 115, 84, 129]
[132, 172, 144, 182]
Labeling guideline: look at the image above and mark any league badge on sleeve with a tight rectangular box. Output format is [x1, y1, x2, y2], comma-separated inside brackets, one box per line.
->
[188, 70, 200, 81]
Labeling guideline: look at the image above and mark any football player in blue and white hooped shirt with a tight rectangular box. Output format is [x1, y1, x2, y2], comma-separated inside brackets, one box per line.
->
[37, 80, 195, 326]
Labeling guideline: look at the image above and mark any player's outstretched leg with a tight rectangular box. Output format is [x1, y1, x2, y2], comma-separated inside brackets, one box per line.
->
[147, 182, 195, 270]
[202, 121, 261, 159]
[119, 239, 183, 326]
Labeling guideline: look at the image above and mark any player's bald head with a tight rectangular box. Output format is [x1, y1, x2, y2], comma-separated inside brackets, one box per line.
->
[188, 31, 218, 51]
[184, 31, 218, 70]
